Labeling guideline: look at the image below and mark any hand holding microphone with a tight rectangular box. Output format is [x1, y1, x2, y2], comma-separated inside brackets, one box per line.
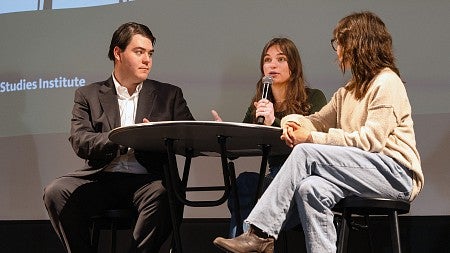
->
[256, 76, 273, 125]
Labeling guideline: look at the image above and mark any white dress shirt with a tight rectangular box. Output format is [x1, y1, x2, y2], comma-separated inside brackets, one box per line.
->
[103, 74, 148, 174]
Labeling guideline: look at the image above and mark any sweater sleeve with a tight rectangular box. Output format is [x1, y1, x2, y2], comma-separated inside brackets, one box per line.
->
[281, 71, 406, 153]
[280, 91, 338, 133]
[312, 72, 404, 153]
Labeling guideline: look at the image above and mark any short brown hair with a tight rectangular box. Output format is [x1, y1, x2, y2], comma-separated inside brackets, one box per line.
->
[108, 22, 155, 61]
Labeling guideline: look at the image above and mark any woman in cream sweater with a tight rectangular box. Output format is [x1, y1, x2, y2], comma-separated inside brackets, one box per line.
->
[213, 11, 424, 253]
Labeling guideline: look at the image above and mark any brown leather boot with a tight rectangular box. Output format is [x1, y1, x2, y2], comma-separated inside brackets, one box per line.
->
[213, 226, 274, 253]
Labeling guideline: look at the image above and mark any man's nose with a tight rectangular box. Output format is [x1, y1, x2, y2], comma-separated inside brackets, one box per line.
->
[143, 54, 151, 63]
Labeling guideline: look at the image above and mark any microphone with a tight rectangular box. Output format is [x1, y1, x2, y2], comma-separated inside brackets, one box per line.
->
[256, 75, 273, 125]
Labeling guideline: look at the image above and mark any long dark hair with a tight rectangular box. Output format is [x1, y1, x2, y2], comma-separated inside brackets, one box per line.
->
[333, 11, 400, 99]
[250, 37, 310, 121]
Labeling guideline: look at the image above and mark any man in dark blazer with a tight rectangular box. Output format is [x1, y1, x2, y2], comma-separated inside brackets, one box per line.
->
[43, 22, 194, 253]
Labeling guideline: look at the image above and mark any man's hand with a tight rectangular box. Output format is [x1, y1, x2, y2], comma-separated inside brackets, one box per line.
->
[211, 110, 223, 122]
[143, 118, 150, 123]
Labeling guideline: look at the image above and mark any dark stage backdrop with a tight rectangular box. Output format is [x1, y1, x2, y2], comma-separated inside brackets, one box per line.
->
[0, 0, 449, 220]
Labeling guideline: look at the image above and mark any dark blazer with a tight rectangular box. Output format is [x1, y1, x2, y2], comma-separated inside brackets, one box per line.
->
[68, 77, 194, 176]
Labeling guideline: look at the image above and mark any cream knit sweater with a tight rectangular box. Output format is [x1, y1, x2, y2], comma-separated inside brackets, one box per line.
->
[281, 68, 424, 200]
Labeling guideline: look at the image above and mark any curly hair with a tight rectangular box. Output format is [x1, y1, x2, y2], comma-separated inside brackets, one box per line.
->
[333, 11, 401, 99]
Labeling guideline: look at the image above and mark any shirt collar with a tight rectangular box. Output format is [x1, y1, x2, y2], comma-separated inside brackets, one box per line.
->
[112, 73, 143, 99]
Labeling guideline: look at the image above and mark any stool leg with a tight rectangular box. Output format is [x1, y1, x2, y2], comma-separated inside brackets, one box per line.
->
[274, 231, 288, 253]
[364, 215, 375, 253]
[228, 161, 244, 236]
[111, 220, 117, 253]
[389, 211, 402, 253]
[337, 211, 350, 253]
[128, 218, 137, 253]
[91, 221, 100, 252]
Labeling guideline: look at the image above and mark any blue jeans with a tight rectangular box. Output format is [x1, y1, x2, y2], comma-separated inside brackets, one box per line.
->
[246, 143, 413, 253]
[227, 166, 281, 238]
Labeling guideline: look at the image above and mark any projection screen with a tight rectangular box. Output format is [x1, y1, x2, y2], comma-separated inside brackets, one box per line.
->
[0, 0, 449, 220]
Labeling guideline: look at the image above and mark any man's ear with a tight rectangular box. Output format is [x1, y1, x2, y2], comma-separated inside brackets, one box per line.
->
[113, 46, 122, 62]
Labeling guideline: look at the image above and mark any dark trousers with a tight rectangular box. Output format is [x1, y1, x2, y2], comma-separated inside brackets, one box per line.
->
[43, 172, 172, 253]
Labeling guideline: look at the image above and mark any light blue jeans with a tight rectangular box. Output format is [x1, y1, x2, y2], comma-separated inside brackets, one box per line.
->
[246, 143, 413, 253]
[228, 166, 282, 238]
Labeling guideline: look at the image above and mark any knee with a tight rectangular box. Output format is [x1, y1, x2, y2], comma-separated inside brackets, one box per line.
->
[43, 179, 66, 209]
[297, 179, 319, 200]
[297, 178, 329, 207]
[233, 172, 258, 204]
[236, 172, 259, 193]
[297, 177, 337, 210]
[143, 180, 168, 203]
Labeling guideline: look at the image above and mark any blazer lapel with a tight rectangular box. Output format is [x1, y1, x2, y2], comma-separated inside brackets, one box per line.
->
[135, 80, 157, 123]
[99, 78, 120, 129]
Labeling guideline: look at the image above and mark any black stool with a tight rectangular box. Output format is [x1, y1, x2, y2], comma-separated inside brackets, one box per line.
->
[90, 209, 137, 253]
[333, 196, 410, 253]
[275, 196, 410, 253]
